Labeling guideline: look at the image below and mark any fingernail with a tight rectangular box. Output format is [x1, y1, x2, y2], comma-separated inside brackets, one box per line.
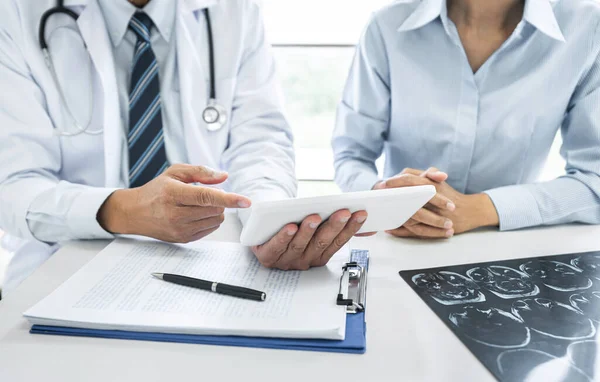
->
[340, 216, 350, 223]
[309, 222, 319, 229]
[287, 229, 297, 236]
[238, 200, 250, 208]
[444, 220, 453, 229]
[447, 202, 456, 211]
[446, 229, 455, 238]
[211, 169, 227, 178]
[356, 216, 367, 224]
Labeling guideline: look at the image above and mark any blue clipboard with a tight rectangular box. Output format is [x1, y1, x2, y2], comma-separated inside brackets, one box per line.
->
[30, 250, 369, 354]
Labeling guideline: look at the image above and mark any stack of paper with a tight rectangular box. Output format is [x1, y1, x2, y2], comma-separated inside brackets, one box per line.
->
[24, 239, 348, 340]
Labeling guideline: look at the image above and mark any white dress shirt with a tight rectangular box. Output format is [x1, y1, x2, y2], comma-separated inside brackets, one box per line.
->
[333, 0, 600, 231]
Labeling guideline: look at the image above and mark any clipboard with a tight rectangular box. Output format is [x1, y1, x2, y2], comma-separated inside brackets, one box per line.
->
[337, 250, 369, 313]
[30, 250, 370, 354]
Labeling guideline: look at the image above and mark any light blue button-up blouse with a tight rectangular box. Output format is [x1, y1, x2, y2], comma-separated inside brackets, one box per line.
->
[333, 0, 600, 231]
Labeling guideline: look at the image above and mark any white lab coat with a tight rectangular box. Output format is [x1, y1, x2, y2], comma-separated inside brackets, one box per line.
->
[0, 0, 297, 293]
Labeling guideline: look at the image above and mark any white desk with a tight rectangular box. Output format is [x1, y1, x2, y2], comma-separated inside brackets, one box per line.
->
[1, 217, 599, 382]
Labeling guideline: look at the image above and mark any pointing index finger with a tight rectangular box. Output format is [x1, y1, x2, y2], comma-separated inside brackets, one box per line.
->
[177, 183, 251, 208]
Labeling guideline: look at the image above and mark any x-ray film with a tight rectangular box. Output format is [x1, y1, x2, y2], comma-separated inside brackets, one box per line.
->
[400, 250, 600, 382]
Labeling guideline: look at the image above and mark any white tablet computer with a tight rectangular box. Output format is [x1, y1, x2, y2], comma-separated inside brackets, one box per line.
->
[240, 185, 436, 247]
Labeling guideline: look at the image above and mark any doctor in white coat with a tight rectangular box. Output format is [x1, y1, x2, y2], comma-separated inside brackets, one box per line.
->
[0, 0, 368, 294]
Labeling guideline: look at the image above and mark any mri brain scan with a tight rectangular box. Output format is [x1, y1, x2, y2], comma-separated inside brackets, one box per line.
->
[520, 260, 593, 292]
[449, 306, 530, 348]
[412, 271, 486, 306]
[511, 298, 595, 340]
[467, 266, 539, 299]
[569, 291, 600, 319]
[572, 254, 600, 279]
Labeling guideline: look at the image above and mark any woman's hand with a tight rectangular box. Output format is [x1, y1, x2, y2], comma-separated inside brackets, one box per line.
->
[373, 170, 456, 238]
[376, 167, 499, 239]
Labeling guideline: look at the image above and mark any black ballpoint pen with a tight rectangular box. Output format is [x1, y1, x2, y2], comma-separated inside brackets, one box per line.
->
[151, 273, 266, 302]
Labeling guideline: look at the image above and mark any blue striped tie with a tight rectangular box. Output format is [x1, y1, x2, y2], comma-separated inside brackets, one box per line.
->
[127, 13, 168, 188]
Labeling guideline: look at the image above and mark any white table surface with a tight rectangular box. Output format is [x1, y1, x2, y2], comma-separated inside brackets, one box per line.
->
[1, 216, 599, 382]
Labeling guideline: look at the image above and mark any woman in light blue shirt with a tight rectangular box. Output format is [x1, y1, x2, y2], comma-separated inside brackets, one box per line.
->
[333, 0, 600, 239]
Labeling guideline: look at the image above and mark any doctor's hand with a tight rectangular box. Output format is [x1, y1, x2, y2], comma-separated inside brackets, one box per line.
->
[97, 164, 251, 243]
[250, 210, 368, 270]
[377, 168, 499, 239]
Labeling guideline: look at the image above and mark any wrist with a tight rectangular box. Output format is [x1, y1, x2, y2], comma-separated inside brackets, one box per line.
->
[97, 189, 137, 235]
[464, 193, 500, 229]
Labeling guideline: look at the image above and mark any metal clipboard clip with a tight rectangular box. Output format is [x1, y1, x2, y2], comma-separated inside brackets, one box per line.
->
[336, 261, 368, 314]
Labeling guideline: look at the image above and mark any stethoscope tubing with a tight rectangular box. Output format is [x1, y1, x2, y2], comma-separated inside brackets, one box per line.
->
[39, 0, 79, 50]
[204, 8, 216, 100]
[38, 1, 224, 136]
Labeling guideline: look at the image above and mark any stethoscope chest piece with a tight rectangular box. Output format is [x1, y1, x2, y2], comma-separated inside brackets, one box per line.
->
[203, 99, 227, 132]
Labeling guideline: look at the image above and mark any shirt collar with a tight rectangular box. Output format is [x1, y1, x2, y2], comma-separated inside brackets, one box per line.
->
[397, 0, 445, 33]
[97, 0, 177, 46]
[523, 0, 565, 42]
[397, 0, 565, 42]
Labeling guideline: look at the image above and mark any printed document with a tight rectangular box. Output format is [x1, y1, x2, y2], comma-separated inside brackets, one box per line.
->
[24, 239, 348, 340]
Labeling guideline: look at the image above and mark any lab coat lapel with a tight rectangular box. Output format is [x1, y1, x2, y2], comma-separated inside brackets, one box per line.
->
[76, 0, 123, 187]
[176, 0, 219, 169]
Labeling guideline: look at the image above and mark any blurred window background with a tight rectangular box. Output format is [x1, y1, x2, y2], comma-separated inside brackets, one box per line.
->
[261, 0, 390, 183]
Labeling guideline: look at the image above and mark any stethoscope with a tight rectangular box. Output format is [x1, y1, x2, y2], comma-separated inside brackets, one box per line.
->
[38, 0, 227, 137]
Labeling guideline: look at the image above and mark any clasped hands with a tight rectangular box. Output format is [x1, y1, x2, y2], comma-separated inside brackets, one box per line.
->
[374, 167, 499, 239]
